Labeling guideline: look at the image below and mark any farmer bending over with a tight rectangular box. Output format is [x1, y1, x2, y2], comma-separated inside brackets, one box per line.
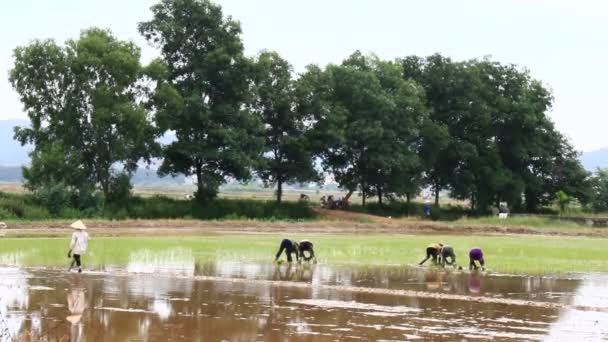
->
[275, 239, 300, 263]
[440, 245, 456, 267]
[298, 240, 317, 264]
[68, 220, 89, 273]
[469, 247, 485, 271]
[419, 243, 443, 266]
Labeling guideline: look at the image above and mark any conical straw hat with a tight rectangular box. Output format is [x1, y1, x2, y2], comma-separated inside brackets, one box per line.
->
[70, 220, 87, 230]
[66, 315, 82, 324]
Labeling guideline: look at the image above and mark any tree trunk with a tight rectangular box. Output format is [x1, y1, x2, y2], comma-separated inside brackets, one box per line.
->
[195, 161, 203, 196]
[471, 193, 476, 212]
[406, 193, 412, 216]
[277, 178, 283, 203]
[378, 188, 383, 206]
[344, 190, 354, 202]
[101, 178, 109, 197]
[362, 190, 367, 207]
[434, 180, 440, 207]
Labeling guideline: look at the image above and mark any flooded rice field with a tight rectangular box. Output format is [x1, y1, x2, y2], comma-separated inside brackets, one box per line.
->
[0, 249, 607, 341]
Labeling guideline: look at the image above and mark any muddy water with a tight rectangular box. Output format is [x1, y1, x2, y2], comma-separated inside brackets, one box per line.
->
[0, 261, 607, 340]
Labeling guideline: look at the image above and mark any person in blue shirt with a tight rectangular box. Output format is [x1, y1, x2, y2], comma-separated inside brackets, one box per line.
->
[423, 200, 432, 217]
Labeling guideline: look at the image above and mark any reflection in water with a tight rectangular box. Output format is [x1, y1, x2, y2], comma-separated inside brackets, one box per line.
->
[0, 268, 28, 340]
[66, 281, 86, 342]
[546, 275, 608, 340]
[151, 299, 172, 321]
[67, 286, 86, 325]
[0, 258, 605, 340]
[469, 273, 482, 293]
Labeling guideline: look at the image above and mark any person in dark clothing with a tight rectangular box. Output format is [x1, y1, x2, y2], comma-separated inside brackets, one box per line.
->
[423, 200, 432, 217]
[439, 245, 456, 267]
[469, 247, 485, 271]
[419, 243, 443, 266]
[275, 239, 300, 263]
[298, 240, 317, 264]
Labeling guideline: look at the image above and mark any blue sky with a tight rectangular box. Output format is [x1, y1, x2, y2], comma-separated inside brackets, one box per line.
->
[1, 0, 606, 151]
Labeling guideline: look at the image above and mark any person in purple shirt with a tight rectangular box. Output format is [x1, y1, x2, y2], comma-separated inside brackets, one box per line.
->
[469, 247, 485, 271]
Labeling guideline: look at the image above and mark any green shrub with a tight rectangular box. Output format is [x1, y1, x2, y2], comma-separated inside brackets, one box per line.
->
[0, 192, 316, 221]
[60, 207, 81, 219]
[0, 195, 27, 218]
[106, 173, 133, 206]
[22, 206, 51, 220]
[0, 207, 17, 220]
[36, 182, 71, 215]
[71, 185, 104, 215]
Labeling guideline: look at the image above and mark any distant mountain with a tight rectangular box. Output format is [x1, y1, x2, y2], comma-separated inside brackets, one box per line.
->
[0, 119, 185, 186]
[0, 119, 177, 168]
[0, 165, 186, 187]
[581, 148, 608, 172]
[130, 168, 186, 187]
[0, 166, 23, 183]
[0, 119, 30, 166]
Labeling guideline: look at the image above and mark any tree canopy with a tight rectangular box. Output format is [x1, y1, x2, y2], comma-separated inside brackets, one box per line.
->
[10, 28, 158, 201]
[139, 0, 262, 201]
[299, 52, 428, 205]
[251, 51, 318, 202]
[8, 0, 594, 214]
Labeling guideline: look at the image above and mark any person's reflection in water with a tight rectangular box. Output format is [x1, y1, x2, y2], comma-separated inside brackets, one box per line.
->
[469, 273, 482, 294]
[296, 264, 314, 282]
[274, 263, 297, 281]
[66, 278, 87, 341]
[424, 270, 445, 291]
[274, 263, 316, 282]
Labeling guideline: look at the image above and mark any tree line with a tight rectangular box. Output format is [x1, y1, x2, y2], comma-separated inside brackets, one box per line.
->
[8, 0, 594, 213]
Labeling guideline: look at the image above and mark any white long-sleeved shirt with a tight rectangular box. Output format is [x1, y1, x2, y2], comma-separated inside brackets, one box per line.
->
[70, 231, 89, 255]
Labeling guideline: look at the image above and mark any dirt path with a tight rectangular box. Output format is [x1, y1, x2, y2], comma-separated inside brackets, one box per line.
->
[2, 213, 608, 238]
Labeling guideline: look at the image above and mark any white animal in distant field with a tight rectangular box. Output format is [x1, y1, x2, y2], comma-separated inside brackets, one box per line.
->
[498, 213, 508, 219]
[0, 222, 7, 229]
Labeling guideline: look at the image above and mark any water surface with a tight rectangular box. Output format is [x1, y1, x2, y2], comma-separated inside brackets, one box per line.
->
[0, 243, 607, 340]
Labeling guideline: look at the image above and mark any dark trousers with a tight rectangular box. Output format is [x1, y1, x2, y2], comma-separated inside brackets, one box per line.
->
[71, 254, 82, 268]
[276, 239, 296, 262]
[469, 257, 485, 270]
[419, 247, 438, 265]
[441, 250, 456, 266]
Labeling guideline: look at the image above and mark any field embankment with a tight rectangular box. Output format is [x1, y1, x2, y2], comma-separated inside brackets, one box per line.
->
[2, 212, 608, 238]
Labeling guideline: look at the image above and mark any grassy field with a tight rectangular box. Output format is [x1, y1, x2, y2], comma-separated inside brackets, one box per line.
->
[452, 216, 588, 229]
[0, 234, 605, 275]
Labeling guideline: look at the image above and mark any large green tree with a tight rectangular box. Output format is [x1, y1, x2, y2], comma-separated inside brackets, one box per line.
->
[403, 54, 590, 212]
[139, 0, 261, 201]
[590, 168, 608, 212]
[300, 52, 427, 205]
[401, 54, 483, 207]
[251, 51, 318, 202]
[10, 28, 158, 198]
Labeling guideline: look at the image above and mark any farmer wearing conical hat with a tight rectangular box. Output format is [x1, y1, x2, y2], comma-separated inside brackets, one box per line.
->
[298, 240, 317, 264]
[419, 243, 443, 266]
[68, 220, 89, 273]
